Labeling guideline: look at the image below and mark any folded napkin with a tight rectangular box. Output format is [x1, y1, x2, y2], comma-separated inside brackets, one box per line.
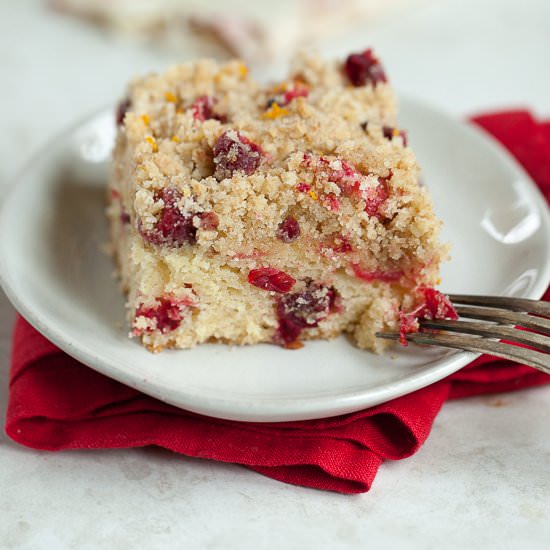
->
[5, 111, 550, 494]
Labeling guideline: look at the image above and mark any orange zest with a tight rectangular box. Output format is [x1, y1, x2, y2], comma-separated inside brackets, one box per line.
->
[146, 136, 158, 152]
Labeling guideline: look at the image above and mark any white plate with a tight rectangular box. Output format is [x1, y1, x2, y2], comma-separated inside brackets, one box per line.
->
[1, 99, 549, 422]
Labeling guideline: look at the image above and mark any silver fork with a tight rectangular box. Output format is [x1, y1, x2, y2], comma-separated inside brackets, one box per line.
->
[377, 294, 550, 375]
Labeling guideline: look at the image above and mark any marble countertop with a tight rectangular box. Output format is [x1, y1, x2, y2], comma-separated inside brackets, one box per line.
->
[1, 1, 549, 548]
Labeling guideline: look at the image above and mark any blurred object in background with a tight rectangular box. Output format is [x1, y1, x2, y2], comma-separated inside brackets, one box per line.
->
[50, 0, 425, 64]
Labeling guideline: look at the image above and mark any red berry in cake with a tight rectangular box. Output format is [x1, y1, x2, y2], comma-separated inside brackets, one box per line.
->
[266, 80, 309, 108]
[330, 235, 353, 254]
[276, 282, 338, 345]
[382, 126, 396, 140]
[213, 130, 263, 181]
[383, 126, 408, 146]
[116, 98, 131, 126]
[134, 295, 195, 335]
[363, 121, 408, 147]
[418, 287, 458, 320]
[248, 267, 296, 293]
[322, 193, 341, 212]
[398, 287, 458, 345]
[296, 182, 312, 193]
[303, 154, 391, 218]
[192, 95, 227, 123]
[322, 234, 352, 256]
[199, 211, 219, 230]
[330, 160, 362, 195]
[282, 84, 309, 105]
[398, 311, 420, 346]
[277, 216, 301, 242]
[344, 49, 387, 87]
[120, 212, 131, 225]
[351, 264, 403, 282]
[140, 187, 197, 247]
[364, 173, 391, 218]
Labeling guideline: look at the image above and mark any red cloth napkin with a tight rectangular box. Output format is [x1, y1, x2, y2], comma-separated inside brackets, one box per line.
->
[5, 111, 550, 494]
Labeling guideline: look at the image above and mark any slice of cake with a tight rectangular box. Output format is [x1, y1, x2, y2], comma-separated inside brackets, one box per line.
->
[108, 48, 449, 352]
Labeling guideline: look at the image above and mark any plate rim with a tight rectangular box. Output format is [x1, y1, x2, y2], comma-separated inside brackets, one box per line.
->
[1, 97, 549, 422]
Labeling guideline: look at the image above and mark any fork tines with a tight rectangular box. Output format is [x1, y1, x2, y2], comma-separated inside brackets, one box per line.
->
[448, 294, 550, 317]
[377, 294, 550, 375]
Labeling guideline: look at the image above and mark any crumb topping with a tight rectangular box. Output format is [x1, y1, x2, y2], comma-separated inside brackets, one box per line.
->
[108, 49, 447, 351]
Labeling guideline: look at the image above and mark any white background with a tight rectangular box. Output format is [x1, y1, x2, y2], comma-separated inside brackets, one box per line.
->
[1, 1, 549, 548]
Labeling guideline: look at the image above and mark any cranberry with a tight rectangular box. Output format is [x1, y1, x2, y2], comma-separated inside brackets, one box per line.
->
[276, 282, 338, 345]
[330, 235, 352, 254]
[364, 173, 391, 218]
[116, 98, 131, 126]
[398, 311, 420, 346]
[312, 156, 363, 197]
[248, 267, 296, 293]
[351, 264, 403, 282]
[382, 126, 395, 140]
[120, 212, 131, 225]
[398, 287, 458, 345]
[418, 287, 458, 320]
[213, 130, 262, 181]
[266, 82, 309, 108]
[283, 85, 309, 104]
[322, 193, 341, 212]
[362, 121, 408, 147]
[296, 182, 312, 193]
[134, 295, 193, 335]
[277, 216, 300, 242]
[199, 211, 219, 230]
[303, 154, 391, 218]
[140, 187, 197, 247]
[192, 95, 227, 123]
[231, 249, 265, 261]
[383, 126, 408, 146]
[344, 49, 387, 87]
